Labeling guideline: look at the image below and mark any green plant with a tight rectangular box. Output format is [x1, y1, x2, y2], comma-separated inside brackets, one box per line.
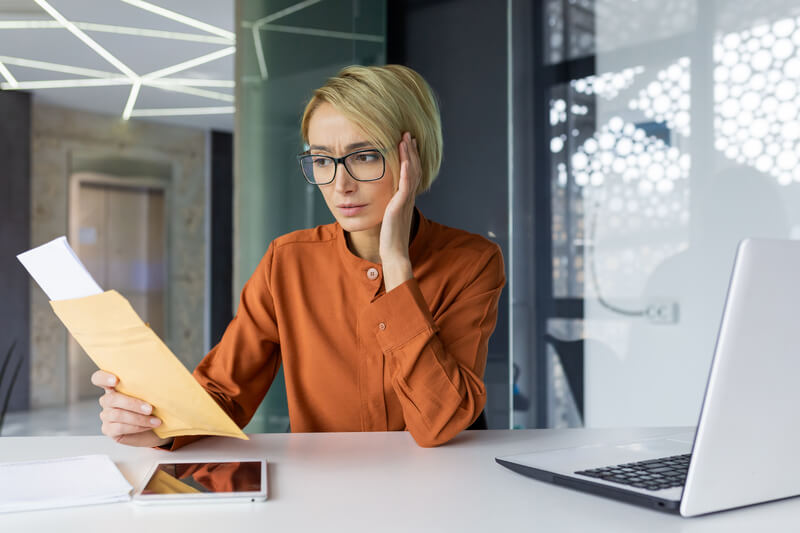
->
[0, 341, 22, 434]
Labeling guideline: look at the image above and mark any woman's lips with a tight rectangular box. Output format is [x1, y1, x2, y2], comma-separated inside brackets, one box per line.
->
[337, 204, 367, 216]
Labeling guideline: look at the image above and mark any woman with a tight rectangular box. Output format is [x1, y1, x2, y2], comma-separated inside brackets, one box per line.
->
[91, 65, 505, 448]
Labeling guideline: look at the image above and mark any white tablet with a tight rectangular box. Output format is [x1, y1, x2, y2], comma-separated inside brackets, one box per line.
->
[132, 458, 268, 505]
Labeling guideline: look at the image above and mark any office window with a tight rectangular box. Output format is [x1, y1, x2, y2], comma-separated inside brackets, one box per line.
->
[512, 0, 800, 429]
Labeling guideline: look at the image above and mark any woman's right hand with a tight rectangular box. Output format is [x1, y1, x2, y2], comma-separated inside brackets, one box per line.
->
[91, 370, 172, 448]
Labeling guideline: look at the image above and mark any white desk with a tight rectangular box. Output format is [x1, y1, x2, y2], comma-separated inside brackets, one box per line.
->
[1, 428, 797, 531]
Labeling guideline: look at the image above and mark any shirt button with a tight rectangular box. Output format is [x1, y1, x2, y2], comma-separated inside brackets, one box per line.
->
[366, 267, 379, 280]
[378, 322, 386, 331]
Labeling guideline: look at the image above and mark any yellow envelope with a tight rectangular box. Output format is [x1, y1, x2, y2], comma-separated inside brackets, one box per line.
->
[50, 290, 247, 441]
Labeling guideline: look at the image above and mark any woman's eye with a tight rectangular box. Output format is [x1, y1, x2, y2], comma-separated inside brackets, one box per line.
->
[354, 154, 377, 163]
[312, 158, 331, 167]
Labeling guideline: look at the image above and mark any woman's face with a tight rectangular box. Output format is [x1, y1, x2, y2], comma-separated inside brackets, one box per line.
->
[306, 103, 396, 234]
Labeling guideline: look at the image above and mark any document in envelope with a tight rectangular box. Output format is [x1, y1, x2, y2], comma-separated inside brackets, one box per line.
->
[18, 237, 247, 441]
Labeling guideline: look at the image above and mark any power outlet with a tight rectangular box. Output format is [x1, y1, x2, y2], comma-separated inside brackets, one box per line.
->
[645, 301, 679, 324]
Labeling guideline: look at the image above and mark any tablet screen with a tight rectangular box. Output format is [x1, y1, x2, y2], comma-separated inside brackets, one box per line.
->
[141, 461, 262, 495]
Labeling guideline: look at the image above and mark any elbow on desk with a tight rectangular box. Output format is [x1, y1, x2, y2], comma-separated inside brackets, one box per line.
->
[407, 401, 488, 448]
[406, 423, 476, 448]
[409, 430, 449, 448]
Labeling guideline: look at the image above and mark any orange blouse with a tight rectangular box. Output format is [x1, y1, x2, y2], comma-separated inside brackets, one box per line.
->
[171, 210, 505, 449]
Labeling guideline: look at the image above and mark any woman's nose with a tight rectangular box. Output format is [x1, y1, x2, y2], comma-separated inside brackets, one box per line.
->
[333, 163, 356, 192]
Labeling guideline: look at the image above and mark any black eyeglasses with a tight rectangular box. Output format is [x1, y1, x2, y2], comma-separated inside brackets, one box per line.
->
[297, 148, 386, 185]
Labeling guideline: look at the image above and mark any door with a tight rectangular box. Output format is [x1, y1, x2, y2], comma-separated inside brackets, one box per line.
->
[69, 174, 167, 402]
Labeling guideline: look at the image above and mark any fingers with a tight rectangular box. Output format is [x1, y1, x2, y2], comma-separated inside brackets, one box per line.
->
[399, 132, 417, 162]
[398, 132, 421, 190]
[405, 132, 419, 161]
[99, 406, 159, 427]
[399, 142, 411, 195]
[103, 421, 158, 438]
[99, 389, 153, 415]
[100, 407, 161, 438]
[91, 370, 118, 389]
[115, 432, 171, 448]
[98, 389, 161, 439]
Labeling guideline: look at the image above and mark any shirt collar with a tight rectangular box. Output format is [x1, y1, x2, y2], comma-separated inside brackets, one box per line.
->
[335, 207, 430, 274]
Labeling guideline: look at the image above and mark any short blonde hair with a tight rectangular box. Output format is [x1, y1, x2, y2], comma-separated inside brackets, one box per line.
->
[301, 64, 443, 194]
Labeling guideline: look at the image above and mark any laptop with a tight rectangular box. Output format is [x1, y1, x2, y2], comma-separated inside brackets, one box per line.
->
[496, 239, 800, 517]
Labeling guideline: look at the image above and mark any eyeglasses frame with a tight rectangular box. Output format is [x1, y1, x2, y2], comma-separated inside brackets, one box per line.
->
[297, 148, 386, 185]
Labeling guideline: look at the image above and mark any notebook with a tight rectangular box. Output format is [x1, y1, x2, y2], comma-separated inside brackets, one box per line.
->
[0, 455, 132, 513]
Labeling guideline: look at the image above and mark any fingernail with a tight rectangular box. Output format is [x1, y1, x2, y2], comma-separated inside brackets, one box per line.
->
[141, 404, 152, 414]
[150, 418, 161, 426]
[107, 377, 116, 386]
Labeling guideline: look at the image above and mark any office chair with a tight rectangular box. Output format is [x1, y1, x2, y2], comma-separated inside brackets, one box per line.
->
[0, 340, 22, 434]
[467, 410, 488, 430]
[543, 334, 584, 421]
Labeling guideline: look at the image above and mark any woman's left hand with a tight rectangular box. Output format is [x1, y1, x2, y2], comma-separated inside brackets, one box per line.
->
[380, 131, 421, 291]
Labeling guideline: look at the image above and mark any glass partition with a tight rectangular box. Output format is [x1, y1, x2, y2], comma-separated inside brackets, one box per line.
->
[514, 0, 800, 429]
[235, 0, 386, 432]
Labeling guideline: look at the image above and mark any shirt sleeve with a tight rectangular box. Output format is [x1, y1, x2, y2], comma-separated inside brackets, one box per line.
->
[365, 243, 506, 447]
[166, 243, 282, 451]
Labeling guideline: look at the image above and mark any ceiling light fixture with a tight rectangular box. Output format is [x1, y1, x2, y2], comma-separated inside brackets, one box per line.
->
[252, 0, 322, 26]
[143, 46, 235, 80]
[0, 21, 62, 29]
[130, 106, 234, 117]
[77, 21, 233, 44]
[253, 26, 268, 80]
[152, 78, 235, 88]
[0, 78, 131, 90]
[0, 20, 232, 44]
[248, 0, 322, 80]
[122, 80, 142, 120]
[0, 62, 19, 88]
[33, 0, 138, 79]
[0, 55, 118, 78]
[5, 1, 237, 122]
[0, 56, 234, 89]
[143, 80, 234, 102]
[247, 0, 384, 81]
[119, 0, 235, 41]
[261, 23, 384, 42]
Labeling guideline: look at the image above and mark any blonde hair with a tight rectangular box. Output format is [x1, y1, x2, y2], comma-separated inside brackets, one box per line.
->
[301, 65, 443, 194]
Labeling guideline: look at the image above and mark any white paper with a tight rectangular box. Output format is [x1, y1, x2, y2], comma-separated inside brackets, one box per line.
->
[0, 455, 132, 513]
[17, 236, 103, 301]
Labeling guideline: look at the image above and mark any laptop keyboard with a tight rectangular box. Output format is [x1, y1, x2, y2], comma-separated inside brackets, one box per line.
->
[575, 453, 691, 491]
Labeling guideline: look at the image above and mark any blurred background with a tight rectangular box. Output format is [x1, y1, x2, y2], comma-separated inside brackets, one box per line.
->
[1, 0, 799, 437]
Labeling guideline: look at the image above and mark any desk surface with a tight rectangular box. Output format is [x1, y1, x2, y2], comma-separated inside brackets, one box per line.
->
[1, 427, 797, 532]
